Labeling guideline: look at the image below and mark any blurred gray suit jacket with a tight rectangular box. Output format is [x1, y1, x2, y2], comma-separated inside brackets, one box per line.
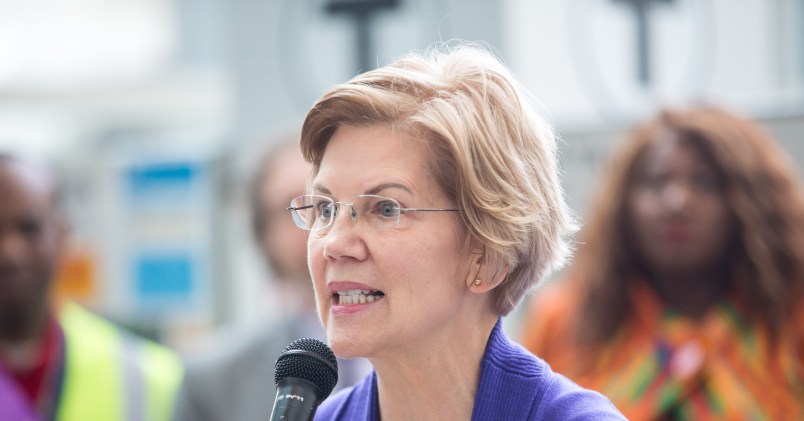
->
[172, 318, 369, 421]
[172, 320, 299, 421]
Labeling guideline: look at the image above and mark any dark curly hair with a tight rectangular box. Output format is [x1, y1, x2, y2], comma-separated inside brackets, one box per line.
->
[572, 105, 804, 347]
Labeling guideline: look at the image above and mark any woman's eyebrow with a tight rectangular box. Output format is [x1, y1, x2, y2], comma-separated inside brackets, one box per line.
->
[310, 184, 332, 194]
[365, 183, 412, 195]
[310, 182, 412, 196]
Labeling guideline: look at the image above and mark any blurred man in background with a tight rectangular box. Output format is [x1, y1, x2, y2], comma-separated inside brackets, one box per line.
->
[0, 154, 183, 421]
[173, 137, 368, 421]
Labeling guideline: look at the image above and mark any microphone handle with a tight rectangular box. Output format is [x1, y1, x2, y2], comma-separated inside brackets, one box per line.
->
[270, 378, 322, 421]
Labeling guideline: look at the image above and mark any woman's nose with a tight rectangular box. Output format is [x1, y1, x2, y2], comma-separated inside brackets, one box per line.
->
[322, 205, 367, 262]
[662, 180, 692, 211]
[330, 203, 358, 228]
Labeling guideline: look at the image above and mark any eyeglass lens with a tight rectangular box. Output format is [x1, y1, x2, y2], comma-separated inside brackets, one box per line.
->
[289, 195, 401, 231]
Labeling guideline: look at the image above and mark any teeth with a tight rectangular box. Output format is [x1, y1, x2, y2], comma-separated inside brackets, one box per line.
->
[337, 289, 383, 306]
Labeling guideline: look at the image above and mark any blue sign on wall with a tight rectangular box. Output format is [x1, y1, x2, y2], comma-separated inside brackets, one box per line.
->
[120, 158, 212, 316]
[134, 252, 194, 299]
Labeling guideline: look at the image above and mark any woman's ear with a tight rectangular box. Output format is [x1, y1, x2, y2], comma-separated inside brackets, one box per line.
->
[465, 245, 508, 292]
[469, 263, 508, 293]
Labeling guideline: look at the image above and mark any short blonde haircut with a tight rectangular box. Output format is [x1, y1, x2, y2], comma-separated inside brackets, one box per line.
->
[301, 44, 576, 315]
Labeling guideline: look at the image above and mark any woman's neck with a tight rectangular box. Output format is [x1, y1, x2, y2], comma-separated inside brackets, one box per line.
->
[370, 311, 498, 421]
[647, 265, 731, 320]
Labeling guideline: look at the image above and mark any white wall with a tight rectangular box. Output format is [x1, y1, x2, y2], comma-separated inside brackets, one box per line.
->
[502, 0, 804, 130]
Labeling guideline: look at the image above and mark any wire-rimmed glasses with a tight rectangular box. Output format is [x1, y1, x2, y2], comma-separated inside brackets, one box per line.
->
[288, 194, 460, 231]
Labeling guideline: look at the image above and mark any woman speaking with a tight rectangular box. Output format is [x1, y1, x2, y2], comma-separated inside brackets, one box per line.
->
[289, 44, 624, 420]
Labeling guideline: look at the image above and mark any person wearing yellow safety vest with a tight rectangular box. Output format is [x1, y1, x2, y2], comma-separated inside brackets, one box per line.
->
[0, 154, 183, 421]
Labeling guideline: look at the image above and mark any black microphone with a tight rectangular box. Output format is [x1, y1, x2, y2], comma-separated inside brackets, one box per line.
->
[270, 338, 339, 421]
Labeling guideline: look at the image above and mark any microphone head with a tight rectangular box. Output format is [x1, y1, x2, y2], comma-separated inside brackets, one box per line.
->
[274, 338, 339, 399]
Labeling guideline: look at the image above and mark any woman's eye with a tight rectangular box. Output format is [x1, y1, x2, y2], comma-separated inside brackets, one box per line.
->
[643, 174, 668, 191]
[318, 203, 334, 219]
[377, 201, 399, 217]
[692, 173, 724, 192]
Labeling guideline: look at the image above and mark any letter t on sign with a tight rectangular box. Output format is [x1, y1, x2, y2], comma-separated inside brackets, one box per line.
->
[612, 0, 675, 86]
[325, 0, 400, 74]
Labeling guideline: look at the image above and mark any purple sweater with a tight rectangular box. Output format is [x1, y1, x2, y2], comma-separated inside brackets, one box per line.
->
[314, 319, 625, 420]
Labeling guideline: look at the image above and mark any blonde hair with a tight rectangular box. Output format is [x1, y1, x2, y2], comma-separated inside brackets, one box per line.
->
[301, 44, 576, 315]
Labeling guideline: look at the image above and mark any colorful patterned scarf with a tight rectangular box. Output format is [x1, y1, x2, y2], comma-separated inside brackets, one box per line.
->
[520, 281, 804, 420]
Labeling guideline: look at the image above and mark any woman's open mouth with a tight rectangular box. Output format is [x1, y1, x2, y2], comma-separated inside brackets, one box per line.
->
[334, 289, 385, 305]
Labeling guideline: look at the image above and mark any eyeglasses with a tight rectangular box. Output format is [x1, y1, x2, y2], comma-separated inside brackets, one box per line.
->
[288, 194, 460, 231]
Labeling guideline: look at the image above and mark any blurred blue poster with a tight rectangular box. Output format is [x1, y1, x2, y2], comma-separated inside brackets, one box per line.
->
[134, 251, 194, 302]
[121, 159, 213, 316]
[125, 161, 206, 207]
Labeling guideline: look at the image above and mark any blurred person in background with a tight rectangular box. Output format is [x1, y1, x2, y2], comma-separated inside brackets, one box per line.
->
[0, 154, 183, 421]
[295, 44, 624, 420]
[172, 137, 369, 421]
[520, 105, 804, 419]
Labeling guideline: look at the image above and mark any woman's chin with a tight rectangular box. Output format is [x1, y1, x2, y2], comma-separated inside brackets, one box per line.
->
[328, 335, 371, 359]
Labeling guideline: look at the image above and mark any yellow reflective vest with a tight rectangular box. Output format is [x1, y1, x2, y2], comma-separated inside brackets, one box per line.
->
[56, 302, 183, 421]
